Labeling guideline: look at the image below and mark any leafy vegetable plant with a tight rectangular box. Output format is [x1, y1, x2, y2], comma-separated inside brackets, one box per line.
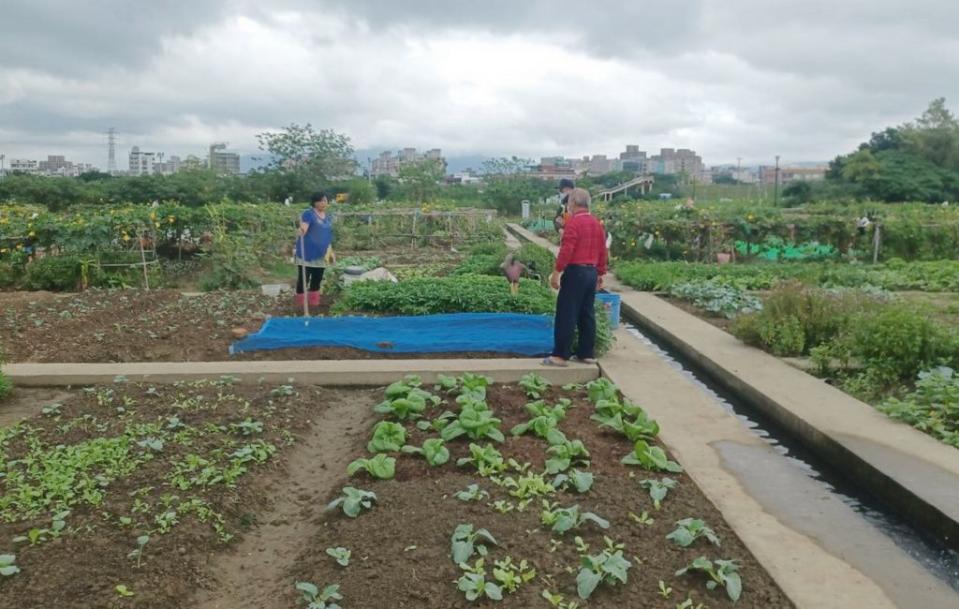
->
[295, 582, 343, 609]
[456, 443, 506, 476]
[545, 439, 590, 474]
[327, 487, 377, 518]
[576, 537, 632, 600]
[367, 421, 406, 453]
[586, 378, 619, 404]
[326, 546, 351, 567]
[0, 554, 19, 576]
[401, 438, 450, 466]
[541, 590, 580, 609]
[622, 440, 683, 473]
[519, 373, 551, 398]
[441, 399, 505, 443]
[551, 469, 594, 493]
[492, 557, 536, 593]
[457, 558, 503, 602]
[541, 501, 610, 534]
[455, 484, 490, 502]
[640, 477, 678, 510]
[666, 518, 721, 548]
[510, 400, 567, 445]
[347, 454, 396, 480]
[451, 523, 498, 565]
[676, 557, 742, 602]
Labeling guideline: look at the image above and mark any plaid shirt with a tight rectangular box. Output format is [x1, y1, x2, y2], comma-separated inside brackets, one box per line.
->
[555, 210, 608, 275]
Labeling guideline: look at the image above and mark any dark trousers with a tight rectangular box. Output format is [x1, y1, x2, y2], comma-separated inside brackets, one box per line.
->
[552, 265, 597, 360]
[296, 266, 325, 294]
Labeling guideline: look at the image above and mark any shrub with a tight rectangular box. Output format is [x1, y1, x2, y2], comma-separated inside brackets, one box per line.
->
[22, 255, 87, 291]
[512, 244, 555, 284]
[879, 367, 959, 447]
[0, 262, 18, 288]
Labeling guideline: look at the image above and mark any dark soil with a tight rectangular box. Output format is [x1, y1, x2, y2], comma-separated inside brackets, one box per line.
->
[0, 290, 527, 363]
[0, 380, 372, 609]
[285, 384, 794, 609]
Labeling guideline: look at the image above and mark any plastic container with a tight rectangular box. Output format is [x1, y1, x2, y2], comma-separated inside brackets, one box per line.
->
[596, 291, 621, 329]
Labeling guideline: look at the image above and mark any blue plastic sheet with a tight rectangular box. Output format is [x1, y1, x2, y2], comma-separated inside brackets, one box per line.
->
[230, 313, 553, 356]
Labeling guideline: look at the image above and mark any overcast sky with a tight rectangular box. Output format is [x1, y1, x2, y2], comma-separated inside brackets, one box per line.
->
[2, 0, 958, 169]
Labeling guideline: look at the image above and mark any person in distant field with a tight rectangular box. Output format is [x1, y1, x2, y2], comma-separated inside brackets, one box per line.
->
[553, 178, 575, 235]
[294, 192, 335, 309]
[544, 188, 608, 367]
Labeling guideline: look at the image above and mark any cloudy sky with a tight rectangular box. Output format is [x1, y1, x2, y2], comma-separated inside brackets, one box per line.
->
[2, 0, 958, 169]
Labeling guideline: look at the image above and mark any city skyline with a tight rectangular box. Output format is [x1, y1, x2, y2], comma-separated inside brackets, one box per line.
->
[3, 1, 957, 170]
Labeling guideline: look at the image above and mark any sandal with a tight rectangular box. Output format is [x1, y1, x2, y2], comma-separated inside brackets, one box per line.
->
[541, 357, 569, 368]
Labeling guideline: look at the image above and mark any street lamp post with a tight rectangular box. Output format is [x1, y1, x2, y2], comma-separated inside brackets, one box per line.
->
[774, 155, 781, 206]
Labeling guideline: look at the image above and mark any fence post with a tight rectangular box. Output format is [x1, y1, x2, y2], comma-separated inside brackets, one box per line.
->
[138, 226, 151, 290]
[872, 223, 881, 264]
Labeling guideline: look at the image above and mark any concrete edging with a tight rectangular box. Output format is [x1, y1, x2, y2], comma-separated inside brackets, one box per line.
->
[4, 359, 599, 387]
[616, 290, 959, 551]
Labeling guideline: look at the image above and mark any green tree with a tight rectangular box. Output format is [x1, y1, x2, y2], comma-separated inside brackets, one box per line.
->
[782, 180, 813, 206]
[840, 149, 881, 183]
[255, 124, 356, 191]
[481, 157, 552, 215]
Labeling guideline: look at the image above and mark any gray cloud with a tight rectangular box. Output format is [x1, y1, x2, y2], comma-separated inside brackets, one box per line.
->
[1, 0, 958, 167]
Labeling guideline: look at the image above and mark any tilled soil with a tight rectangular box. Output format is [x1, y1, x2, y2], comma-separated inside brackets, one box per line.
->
[0, 380, 378, 609]
[279, 384, 794, 609]
[0, 290, 520, 363]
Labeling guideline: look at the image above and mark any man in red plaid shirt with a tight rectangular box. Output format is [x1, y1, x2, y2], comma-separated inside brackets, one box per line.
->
[544, 188, 608, 367]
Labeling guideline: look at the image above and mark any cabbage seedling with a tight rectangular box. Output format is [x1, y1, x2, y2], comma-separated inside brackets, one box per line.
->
[327, 487, 377, 518]
[456, 559, 503, 602]
[576, 537, 632, 600]
[519, 373, 551, 399]
[456, 443, 506, 476]
[455, 484, 490, 502]
[0, 554, 19, 576]
[401, 438, 449, 466]
[325, 546, 351, 567]
[295, 581, 343, 609]
[442, 400, 504, 443]
[451, 523, 498, 565]
[545, 439, 590, 474]
[367, 421, 406, 453]
[676, 557, 742, 602]
[585, 378, 619, 403]
[640, 477, 678, 509]
[492, 557, 536, 593]
[551, 470, 594, 493]
[541, 502, 610, 535]
[347, 454, 396, 480]
[542, 589, 580, 609]
[510, 401, 567, 444]
[622, 440, 682, 473]
[667, 519, 721, 548]
[127, 534, 150, 568]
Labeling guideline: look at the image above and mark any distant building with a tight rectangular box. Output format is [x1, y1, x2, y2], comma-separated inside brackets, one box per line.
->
[758, 165, 826, 185]
[129, 147, 161, 176]
[371, 147, 446, 177]
[619, 145, 649, 174]
[209, 143, 241, 175]
[528, 157, 577, 181]
[9, 158, 39, 174]
[649, 148, 703, 177]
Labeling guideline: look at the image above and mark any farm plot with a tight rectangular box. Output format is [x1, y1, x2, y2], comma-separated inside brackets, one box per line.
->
[279, 375, 792, 609]
[0, 379, 380, 609]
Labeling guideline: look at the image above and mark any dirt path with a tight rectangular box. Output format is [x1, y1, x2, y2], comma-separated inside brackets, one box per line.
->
[194, 389, 377, 609]
[0, 386, 74, 427]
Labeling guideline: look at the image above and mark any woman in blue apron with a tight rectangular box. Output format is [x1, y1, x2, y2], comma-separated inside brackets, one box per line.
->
[294, 192, 335, 309]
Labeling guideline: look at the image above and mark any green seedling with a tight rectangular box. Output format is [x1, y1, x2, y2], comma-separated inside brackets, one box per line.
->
[457, 558, 503, 602]
[676, 556, 742, 602]
[545, 439, 590, 474]
[629, 511, 655, 526]
[576, 537, 632, 600]
[271, 385, 295, 397]
[659, 579, 673, 598]
[456, 443, 506, 476]
[230, 418, 263, 436]
[441, 399, 504, 442]
[541, 589, 580, 609]
[327, 487, 377, 518]
[458, 373, 493, 398]
[551, 470, 594, 493]
[591, 409, 660, 442]
[507, 458, 532, 473]
[549, 539, 564, 553]
[496, 471, 556, 500]
[115, 584, 135, 597]
[622, 440, 683, 473]
[640, 477, 678, 510]
[295, 582, 343, 609]
[451, 523, 498, 565]
[326, 546, 351, 567]
[573, 536, 590, 554]
[0, 554, 19, 576]
[519, 372, 551, 398]
[347, 454, 396, 480]
[541, 501, 610, 534]
[127, 534, 150, 568]
[137, 437, 164, 452]
[510, 400, 567, 445]
[585, 378, 619, 403]
[455, 484, 490, 502]
[491, 500, 515, 514]
[401, 437, 449, 466]
[367, 421, 406, 453]
[667, 518, 721, 548]
[492, 557, 536, 594]
[374, 392, 432, 421]
[41, 403, 62, 416]
[675, 597, 706, 609]
[435, 374, 459, 392]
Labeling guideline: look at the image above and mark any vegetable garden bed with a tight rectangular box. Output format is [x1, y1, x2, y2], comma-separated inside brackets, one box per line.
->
[0, 376, 793, 609]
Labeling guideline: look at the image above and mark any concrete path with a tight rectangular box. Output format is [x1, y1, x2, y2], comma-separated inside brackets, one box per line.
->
[4, 358, 598, 387]
[603, 328, 958, 609]
[616, 290, 959, 549]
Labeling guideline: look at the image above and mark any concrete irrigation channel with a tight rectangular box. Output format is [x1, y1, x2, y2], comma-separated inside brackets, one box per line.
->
[507, 222, 959, 608]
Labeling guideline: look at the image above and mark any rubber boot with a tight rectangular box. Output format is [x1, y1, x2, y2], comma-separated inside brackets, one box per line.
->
[308, 290, 321, 307]
[294, 292, 305, 309]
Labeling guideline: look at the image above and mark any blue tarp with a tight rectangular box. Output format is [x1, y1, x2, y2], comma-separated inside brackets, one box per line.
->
[229, 313, 553, 356]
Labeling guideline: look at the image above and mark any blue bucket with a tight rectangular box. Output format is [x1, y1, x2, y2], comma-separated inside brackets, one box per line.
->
[596, 292, 621, 329]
